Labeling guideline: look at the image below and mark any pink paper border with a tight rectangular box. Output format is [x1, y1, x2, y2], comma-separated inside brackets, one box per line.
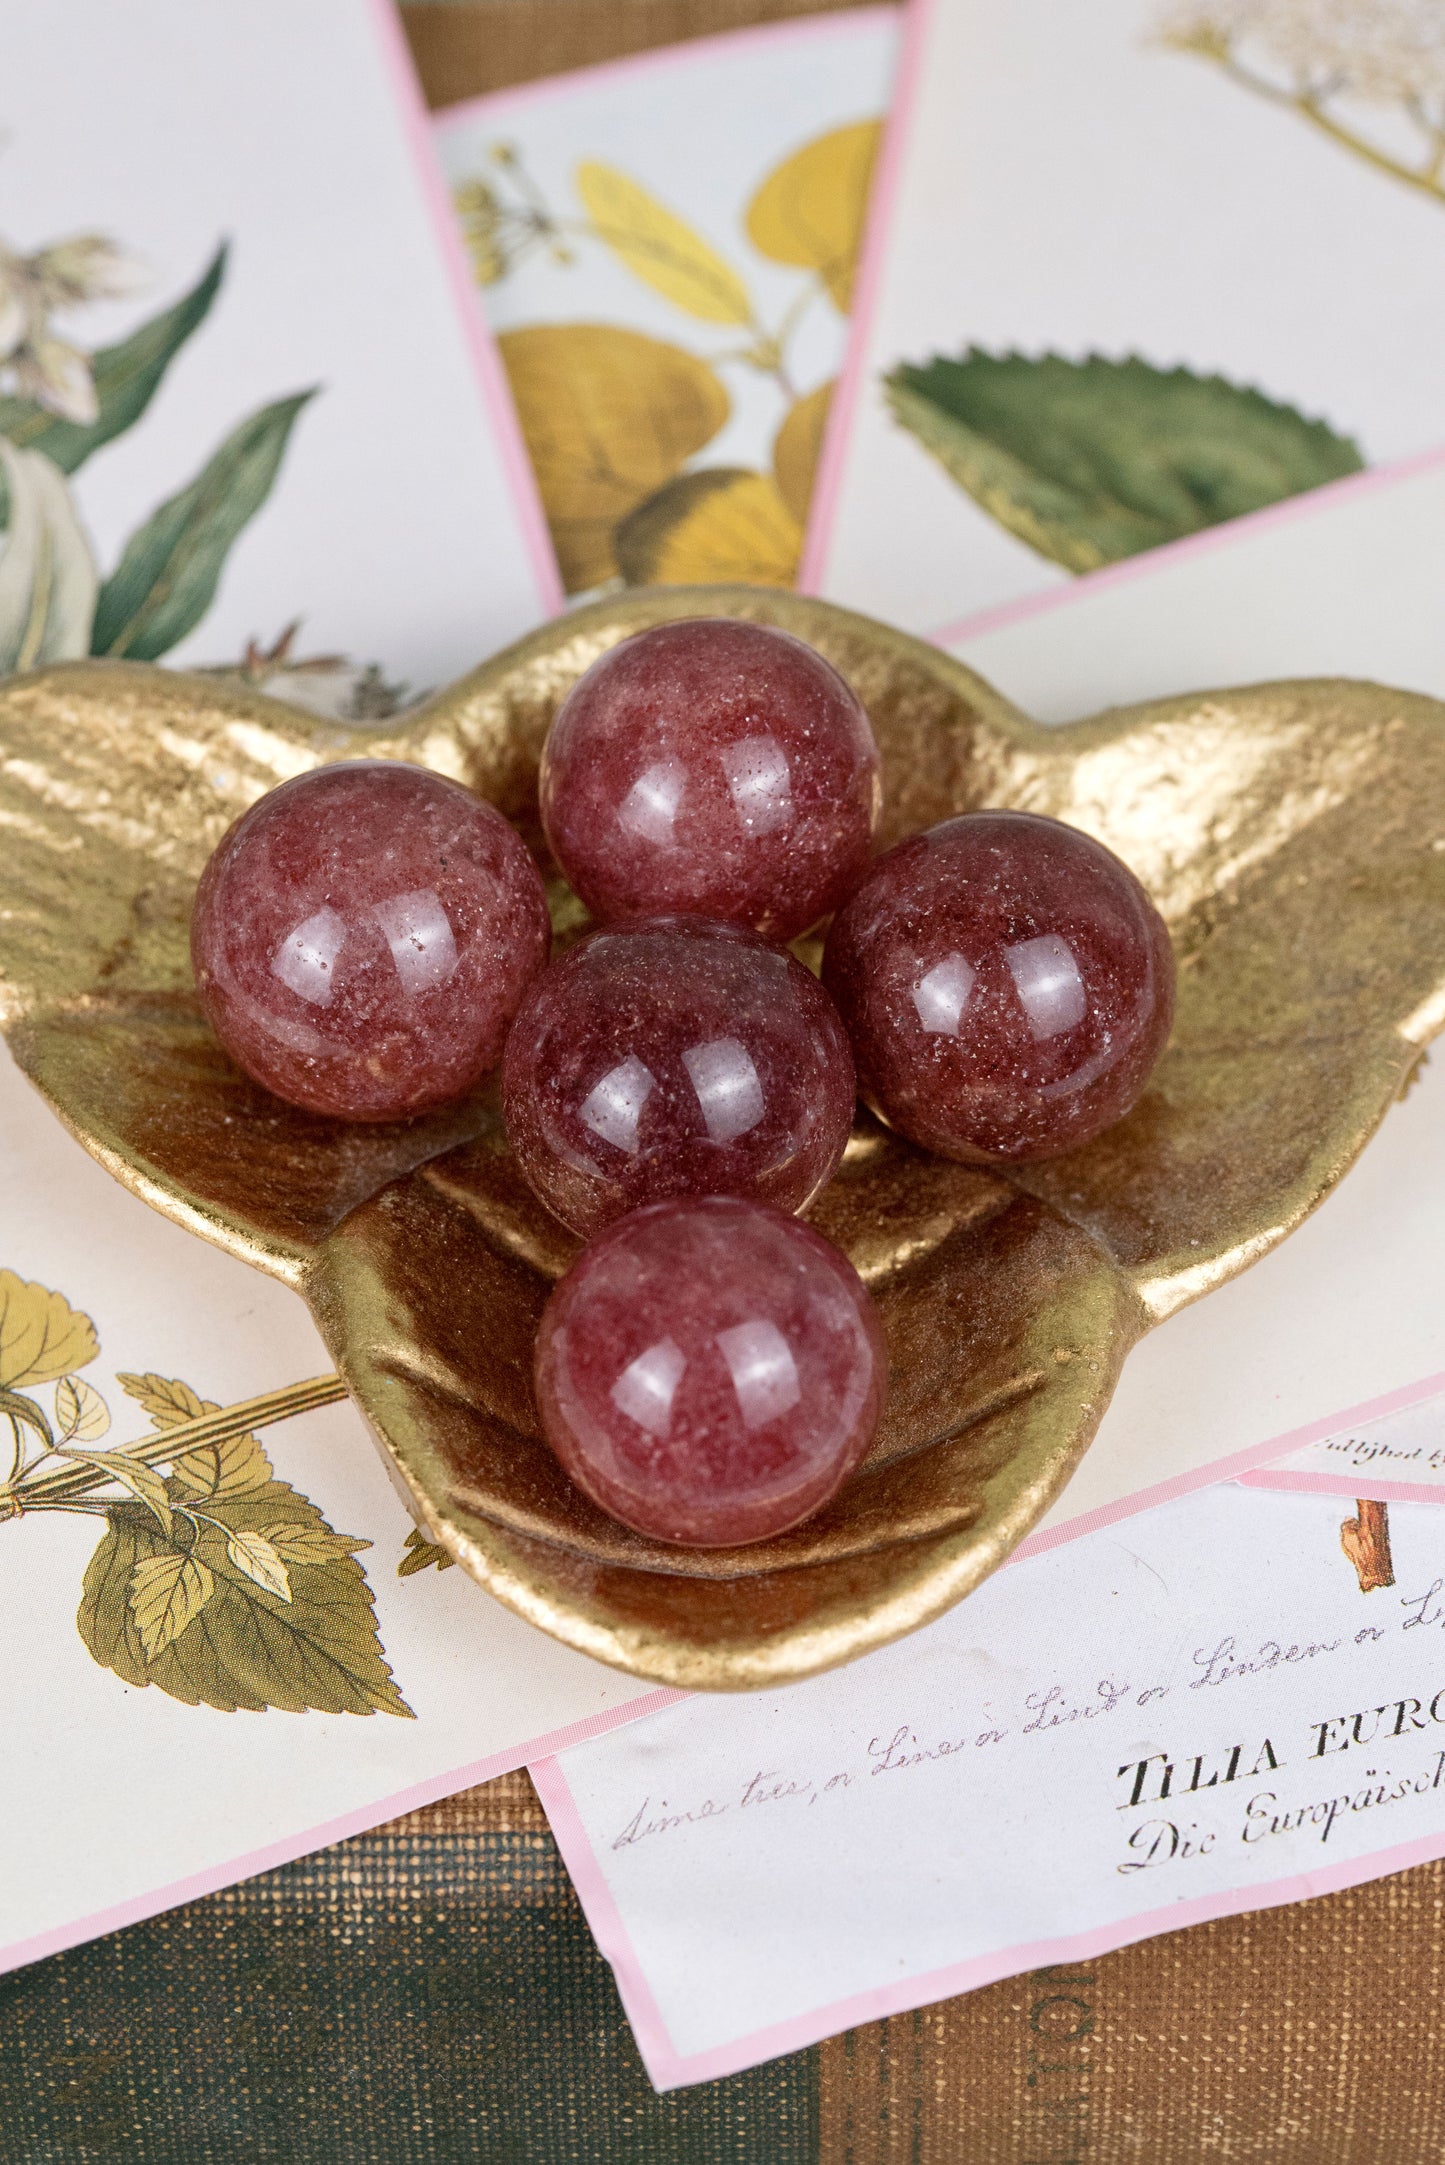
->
[799, 0, 934, 594]
[1239, 1468, 1445, 1506]
[365, 0, 564, 615]
[1008, 1370, 1445, 1562]
[431, 7, 899, 134]
[0, 1686, 682, 1981]
[535, 1741, 1445, 2090]
[928, 442, 1445, 651]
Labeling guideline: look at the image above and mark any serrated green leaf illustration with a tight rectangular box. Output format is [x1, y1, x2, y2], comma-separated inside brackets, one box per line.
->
[884, 350, 1364, 572]
[129, 1549, 215, 1660]
[91, 388, 315, 660]
[399, 1526, 455, 1576]
[0, 245, 226, 483]
[78, 1479, 413, 1716]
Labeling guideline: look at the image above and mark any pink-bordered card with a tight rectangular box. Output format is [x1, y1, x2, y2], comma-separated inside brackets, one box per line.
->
[798, 0, 1445, 1533]
[805, 0, 1445, 632]
[0, 0, 693, 1984]
[534, 1478, 1445, 2090]
[429, 8, 900, 599]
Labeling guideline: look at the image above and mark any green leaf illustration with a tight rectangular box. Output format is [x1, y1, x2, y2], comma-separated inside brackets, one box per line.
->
[0, 245, 227, 480]
[90, 388, 316, 660]
[398, 1526, 455, 1576]
[884, 350, 1364, 572]
[78, 1476, 414, 1717]
[129, 1549, 215, 1661]
[118, 1369, 270, 1498]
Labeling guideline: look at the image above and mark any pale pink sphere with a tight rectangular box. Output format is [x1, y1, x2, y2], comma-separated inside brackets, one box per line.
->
[823, 811, 1175, 1162]
[539, 618, 882, 941]
[502, 916, 855, 1237]
[192, 761, 550, 1120]
[534, 1196, 886, 1546]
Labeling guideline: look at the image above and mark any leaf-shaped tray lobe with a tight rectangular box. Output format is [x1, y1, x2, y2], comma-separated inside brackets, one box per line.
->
[2, 588, 1443, 1687]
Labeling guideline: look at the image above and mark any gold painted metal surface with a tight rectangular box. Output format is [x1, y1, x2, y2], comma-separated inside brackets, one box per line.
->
[2, 588, 1443, 1688]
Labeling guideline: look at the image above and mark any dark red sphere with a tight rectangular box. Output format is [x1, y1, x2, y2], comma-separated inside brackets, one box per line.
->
[822, 811, 1175, 1162]
[192, 761, 550, 1120]
[539, 617, 882, 941]
[534, 1195, 886, 1546]
[502, 915, 854, 1237]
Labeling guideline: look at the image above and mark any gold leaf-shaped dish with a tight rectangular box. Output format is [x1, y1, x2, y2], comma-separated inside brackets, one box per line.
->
[2, 588, 1443, 1689]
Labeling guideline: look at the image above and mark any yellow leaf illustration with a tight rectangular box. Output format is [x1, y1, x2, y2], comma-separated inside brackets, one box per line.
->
[773, 380, 835, 525]
[117, 1371, 206, 1426]
[129, 1550, 215, 1662]
[576, 161, 754, 325]
[54, 1373, 110, 1444]
[263, 1520, 371, 1566]
[499, 324, 730, 591]
[59, 1446, 173, 1534]
[745, 120, 882, 311]
[117, 1369, 270, 1497]
[224, 1528, 292, 1603]
[0, 1270, 98, 1388]
[615, 467, 803, 588]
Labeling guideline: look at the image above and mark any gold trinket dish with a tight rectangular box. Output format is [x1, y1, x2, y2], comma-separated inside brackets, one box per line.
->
[2, 587, 1443, 1689]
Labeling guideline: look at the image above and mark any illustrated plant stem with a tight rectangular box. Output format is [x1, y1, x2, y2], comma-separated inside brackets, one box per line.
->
[1341, 1500, 1394, 1593]
[1213, 55, 1445, 207]
[3, 1372, 346, 1515]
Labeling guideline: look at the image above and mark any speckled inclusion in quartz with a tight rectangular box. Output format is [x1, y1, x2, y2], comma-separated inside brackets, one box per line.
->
[192, 761, 550, 1120]
[539, 618, 881, 942]
[823, 811, 1175, 1162]
[534, 1196, 886, 1546]
[502, 915, 855, 1237]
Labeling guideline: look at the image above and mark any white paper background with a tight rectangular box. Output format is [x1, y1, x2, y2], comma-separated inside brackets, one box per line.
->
[813, 0, 1445, 633]
[0, 0, 555, 692]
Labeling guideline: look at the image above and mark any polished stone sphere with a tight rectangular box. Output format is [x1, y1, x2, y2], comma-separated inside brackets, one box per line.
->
[534, 1195, 886, 1546]
[192, 761, 550, 1120]
[539, 617, 882, 941]
[822, 810, 1175, 1162]
[502, 915, 855, 1237]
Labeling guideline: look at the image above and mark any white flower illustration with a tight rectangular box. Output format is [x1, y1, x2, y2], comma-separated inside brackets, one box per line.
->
[1157, 0, 1445, 201]
[0, 233, 149, 425]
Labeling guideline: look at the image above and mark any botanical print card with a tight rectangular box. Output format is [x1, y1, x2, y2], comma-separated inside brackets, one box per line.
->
[432, 10, 898, 597]
[0, 1041, 666, 1978]
[536, 1481, 1445, 2088]
[1241, 1387, 1445, 1507]
[807, 0, 1445, 635]
[0, 0, 558, 721]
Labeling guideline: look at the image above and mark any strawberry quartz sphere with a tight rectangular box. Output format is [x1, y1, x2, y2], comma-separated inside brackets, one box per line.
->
[534, 1195, 886, 1546]
[823, 811, 1175, 1163]
[192, 761, 550, 1120]
[539, 617, 882, 941]
[502, 914, 854, 1237]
